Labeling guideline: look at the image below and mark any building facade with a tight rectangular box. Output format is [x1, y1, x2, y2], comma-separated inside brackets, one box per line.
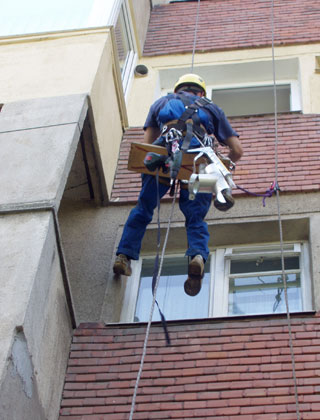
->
[1, 0, 320, 419]
[0, 1, 151, 419]
[60, 0, 320, 419]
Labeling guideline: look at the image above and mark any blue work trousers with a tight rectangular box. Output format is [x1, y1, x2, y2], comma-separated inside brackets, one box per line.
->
[117, 174, 212, 261]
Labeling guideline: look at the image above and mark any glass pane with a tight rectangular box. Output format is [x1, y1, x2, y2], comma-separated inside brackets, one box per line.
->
[114, 6, 131, 75]
[228, 273, 301, 315]
[134, 257, 210, 322]
[211, 85, 290, 117]
[230, 256, 299, 274]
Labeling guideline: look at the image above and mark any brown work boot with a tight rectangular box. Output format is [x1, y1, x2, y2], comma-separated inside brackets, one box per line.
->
[184, 255, 204, 296]
[113, 254, 132, 276]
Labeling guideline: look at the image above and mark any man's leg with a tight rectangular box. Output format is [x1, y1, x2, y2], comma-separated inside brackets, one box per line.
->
[179, 188, 212, 260]
[114, 175, 169, 275]
[179, 188, 212, 295]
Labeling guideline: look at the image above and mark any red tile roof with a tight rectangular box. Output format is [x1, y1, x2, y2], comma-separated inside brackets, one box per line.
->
[60, 313, 320, 419]
[110, 113, 320, 203]
[144, 0, 320, 56]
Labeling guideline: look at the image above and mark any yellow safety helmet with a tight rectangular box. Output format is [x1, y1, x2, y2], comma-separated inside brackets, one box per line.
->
[174, 73, 206, 95]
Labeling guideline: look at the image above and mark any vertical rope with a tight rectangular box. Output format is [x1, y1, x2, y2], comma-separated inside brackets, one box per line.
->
[271, 0, 300, 418]
[128, 185, 178, 420]
[191, 0, 201, 73]
[129, 2, 203, 415]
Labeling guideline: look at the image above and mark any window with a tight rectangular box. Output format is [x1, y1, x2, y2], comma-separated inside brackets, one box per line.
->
[134, 256, 210, 322]
[120, 242, 312, 322]
[211, 84, 292, 117]
[158, 58, 302, 115]
[225, 245, 304, 315]
[113, 1, 137, 98]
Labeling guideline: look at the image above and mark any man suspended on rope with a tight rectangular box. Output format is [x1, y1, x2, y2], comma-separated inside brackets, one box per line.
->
[113, 73, 243, 296]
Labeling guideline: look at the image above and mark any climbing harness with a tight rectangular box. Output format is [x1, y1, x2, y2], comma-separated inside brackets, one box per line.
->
[145, 90, 238, 203]
[164, 127, 183, 191]
[164, 93, 212, 151]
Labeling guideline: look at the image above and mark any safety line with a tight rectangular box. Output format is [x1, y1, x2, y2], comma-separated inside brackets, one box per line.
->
[129, 2, 203, 415]
[270, 0, 300, 418]
[191, 0, 201, 73]
[152, 173, 171, 346]
[128, 180, 178, 420]
[235, 181, 278, 207]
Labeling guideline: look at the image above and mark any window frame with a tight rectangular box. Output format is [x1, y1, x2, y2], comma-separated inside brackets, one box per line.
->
[207, 80, 301, 117]
[158, 58, 302, 115]
[160, 80, 301, 116]
[211, 242, 312, 317]
[120, 242, 312, 323]
[111, 0, 137, 100]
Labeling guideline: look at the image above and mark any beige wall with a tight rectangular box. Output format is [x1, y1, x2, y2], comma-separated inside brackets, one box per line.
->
[0, 30, 108, 102]
[130, 0, 151, 56]
[0, 28, 126, 198]
[90, 33, 125, 197]
[127, 44, 320, 126]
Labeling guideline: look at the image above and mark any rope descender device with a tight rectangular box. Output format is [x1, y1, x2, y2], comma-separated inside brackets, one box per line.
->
[187, 137, 236, 211]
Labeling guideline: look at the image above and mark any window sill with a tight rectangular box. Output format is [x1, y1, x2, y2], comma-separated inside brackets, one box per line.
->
[107, 310, 316, 329]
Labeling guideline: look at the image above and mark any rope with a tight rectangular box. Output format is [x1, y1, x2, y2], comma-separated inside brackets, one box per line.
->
[191, 0, 201, 73]
[236, 181, 279, 207]
[128, 179, 178, 420]
[271, 0, 300, 418]
[152, 173, 171, 346]
[129, 2, 203, 415]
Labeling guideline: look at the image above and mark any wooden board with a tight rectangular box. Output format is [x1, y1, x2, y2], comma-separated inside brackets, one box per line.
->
[127, 142, 208, 180]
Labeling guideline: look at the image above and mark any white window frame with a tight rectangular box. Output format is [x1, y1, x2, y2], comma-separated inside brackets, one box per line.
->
[117, 2, 137, 98]
[111, 0, 137, 100]
[206, 80, 301, 116]
[158, 58, 302, 114]
[160, 80, 301, 115]
[211, 242, 312, 317]
[120, 258, 142, 322]
[120, 242, 312, 322]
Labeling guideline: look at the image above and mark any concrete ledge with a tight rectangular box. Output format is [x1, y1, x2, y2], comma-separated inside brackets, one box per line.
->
[0, 94, 88, 209]
[0, 94, 87, 132]
[0, 212, 73, 420]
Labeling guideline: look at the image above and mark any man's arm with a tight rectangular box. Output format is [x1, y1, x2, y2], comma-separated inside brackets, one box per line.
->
[225, 136, 243, 163]
[144, 126, 161, 144]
